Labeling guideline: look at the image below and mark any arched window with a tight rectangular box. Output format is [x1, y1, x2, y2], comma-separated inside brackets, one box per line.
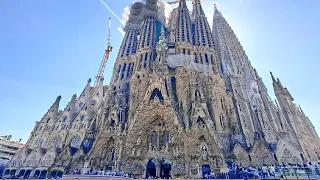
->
[205, 53, 209, 63]
[126, 63, 131, 77]
[197, 116, 205, 129]
[162, 131, 169, 144]
[150, 88, 164, 103]
[194, 53, 198, 63]
[121, 64, 127, 79]
[144, 53, 148, 68]
[150, 131, 157, 151]
[195, 90, 201, 100]
[220, 115, 224, 128]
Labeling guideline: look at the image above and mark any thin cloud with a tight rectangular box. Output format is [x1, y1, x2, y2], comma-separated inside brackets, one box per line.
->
[117, 27, 125, 36]
[99, 0, 125, 26]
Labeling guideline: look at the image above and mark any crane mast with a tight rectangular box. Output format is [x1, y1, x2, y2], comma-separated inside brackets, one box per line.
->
[94, 18, 113, 87]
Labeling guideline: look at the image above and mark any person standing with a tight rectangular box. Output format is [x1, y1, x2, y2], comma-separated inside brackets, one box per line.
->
[268, 165, 275, 177]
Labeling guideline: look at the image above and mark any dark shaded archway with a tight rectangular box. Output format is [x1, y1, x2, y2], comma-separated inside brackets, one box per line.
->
[56, 171, 63, 178]
[9, 169, 16, 176]
[33, 170, 40, 178]
[146, 159, 156, 178]
[17, 169, 25, 177]
[39, 170, 47, 179]
[160, 159, 171, 179]
[150, 88, 164, 103]
[50, 170, 57, 178]
[3, 169, 10, 175]
[202, 164, 211, 179]
[24, 169, 32, 178]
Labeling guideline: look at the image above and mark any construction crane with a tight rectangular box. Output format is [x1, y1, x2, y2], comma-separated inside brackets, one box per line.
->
[94, 18, 113, 88]
[167, 0, 192, 5]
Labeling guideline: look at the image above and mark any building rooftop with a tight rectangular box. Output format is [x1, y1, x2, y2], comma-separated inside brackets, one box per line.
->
[0, 135, 25, 166]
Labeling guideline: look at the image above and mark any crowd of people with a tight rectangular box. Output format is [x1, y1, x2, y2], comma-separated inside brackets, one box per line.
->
[206, 161, 320, 179]
[67, 161, 320, 179]
[71, 168, 132, 178]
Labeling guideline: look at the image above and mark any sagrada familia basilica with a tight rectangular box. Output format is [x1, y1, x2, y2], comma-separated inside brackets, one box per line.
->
[5, 0, 320, 178]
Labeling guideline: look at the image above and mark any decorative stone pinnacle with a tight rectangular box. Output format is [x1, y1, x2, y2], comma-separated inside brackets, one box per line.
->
[213, 2, 219, 13]
[156, 31, 168, 53]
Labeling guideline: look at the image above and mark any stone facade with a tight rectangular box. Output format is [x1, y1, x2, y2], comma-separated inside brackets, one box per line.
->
[4, 0, 320, 178]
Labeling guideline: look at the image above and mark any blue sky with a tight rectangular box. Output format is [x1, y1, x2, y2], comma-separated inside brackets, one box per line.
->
[0, 0, 319, 142]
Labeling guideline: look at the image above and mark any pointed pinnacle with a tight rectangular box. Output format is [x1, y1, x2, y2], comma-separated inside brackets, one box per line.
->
[213, 2, 219, 14]
[71, 94, 77, 100]
[270, 71, 276, 82]
[56, 95, 62, 101]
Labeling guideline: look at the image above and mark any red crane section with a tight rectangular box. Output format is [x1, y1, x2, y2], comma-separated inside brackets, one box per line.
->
[94, 18, 113, 87]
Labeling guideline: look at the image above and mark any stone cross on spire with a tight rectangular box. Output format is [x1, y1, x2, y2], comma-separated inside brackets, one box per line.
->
[213, 2, 220, 14]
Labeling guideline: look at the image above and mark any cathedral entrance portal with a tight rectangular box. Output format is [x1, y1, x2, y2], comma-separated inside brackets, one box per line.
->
[202, 164, 211, 179]
[160, 159, 171, 179]
[146, 160, 156, 178]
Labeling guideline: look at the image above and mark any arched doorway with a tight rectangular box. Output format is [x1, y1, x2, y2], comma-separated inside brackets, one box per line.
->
[50, 170, 57, 178]
[202, 164, 211, 179]
[160, 159, 171, 179]
[17, 169, 25, 177]
[9, 169, 16, 176]
[33, 170, 40, 178]
[146, 159, 156, 178]
[56, 170, 63, 178]
[24, 169, 32, 178]
[3, 169, 10, 175]
[39, 169, 47, 179]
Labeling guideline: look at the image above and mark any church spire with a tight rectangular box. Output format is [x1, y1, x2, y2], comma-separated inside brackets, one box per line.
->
[270, 72, 282, 93]
[118, 2, 143, 58]
[271, 73, 294, 103]
[175, 0, 193, 44]
[178, 0, 188, 8]
[270, 71, 276, 83]
[192, 0, 205, 16]
[39, 95, 61, 123]
[192, 0, 214, 47]
[52, 95, 61, 112]
[213, 2, 220, 14]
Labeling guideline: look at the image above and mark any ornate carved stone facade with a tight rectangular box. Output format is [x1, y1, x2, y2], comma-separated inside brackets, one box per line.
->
[5, 0, 320, 178]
